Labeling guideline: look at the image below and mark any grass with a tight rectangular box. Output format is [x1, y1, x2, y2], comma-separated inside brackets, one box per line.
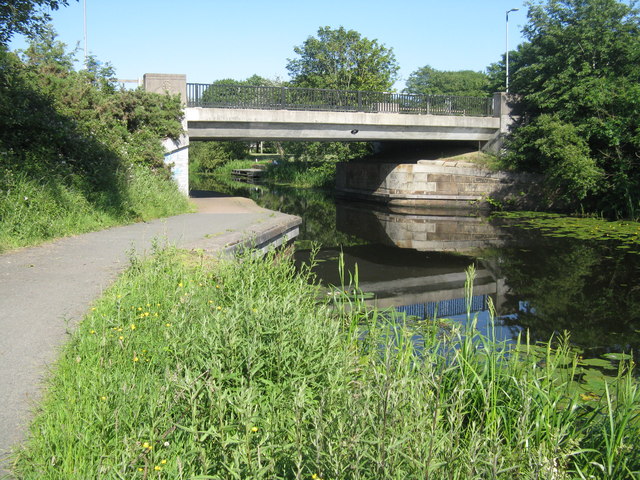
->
[192, 158, 336, 190]
[10, 247, 640, 479]
[0, 165, 192, 253]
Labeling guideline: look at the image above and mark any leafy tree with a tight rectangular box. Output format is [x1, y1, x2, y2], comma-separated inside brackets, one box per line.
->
[504, 0, 640, 216]
[485, 47, 525, 93]
[190, 141, 248, 173]
[286, 26, 399, 91]
[0, 0, 72, 45]
[404, 65, 490, 97]
[200, 75, 282, 106]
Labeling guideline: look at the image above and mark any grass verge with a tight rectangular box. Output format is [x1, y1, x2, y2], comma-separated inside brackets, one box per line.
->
[10, 248, 640, 479]
[0, 165, 192, 253]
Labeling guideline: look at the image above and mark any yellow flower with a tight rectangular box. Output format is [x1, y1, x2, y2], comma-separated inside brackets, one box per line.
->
[178, 282, 183, 287]
[133, 357, 139, 362]
[119, 336, 124, 341]
[216, 285, 220, 289]
[165, 323, 172, 327]
[217, 306, 222, 311]
[91, 307, 96, 311]
[138, 467, 143, 472]
[154, 465, 162, 471]
[100, 396, 106, 401]
[312, 475, 319, 479]
[251, 426, 258, 433]
[160, 459, 167, 464]
[90, 330, 96, 334]
[130, 324, 136, 330]
[146, 303, 151, 307]
[142, 442, 151, 449]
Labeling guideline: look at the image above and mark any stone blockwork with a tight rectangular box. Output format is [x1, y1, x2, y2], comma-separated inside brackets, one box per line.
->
[335, 160, 540, 209]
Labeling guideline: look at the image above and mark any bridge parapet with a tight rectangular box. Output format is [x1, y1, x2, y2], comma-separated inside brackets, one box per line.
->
[187, 83, 495, 117]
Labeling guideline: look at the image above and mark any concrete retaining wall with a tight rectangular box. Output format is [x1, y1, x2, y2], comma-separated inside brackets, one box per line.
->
[336, 161, 540, 209]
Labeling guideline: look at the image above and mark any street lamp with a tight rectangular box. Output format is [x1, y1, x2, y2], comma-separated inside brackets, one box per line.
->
[506, 8, 519, 93]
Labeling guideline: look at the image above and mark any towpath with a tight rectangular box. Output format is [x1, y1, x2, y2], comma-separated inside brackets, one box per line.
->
[0, 194, 300, 477]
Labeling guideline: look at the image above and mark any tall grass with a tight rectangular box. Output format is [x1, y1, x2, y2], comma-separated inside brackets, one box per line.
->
[0, 165, 191, 252]
[10, 248, 639, 479]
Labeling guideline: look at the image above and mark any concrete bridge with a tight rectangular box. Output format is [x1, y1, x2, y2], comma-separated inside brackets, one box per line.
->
[143, 74, 515, 196]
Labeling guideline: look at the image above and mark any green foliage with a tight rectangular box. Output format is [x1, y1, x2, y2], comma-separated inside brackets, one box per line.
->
[404, 65, 490, 97]
[190, 141, 249, 173]
[283, 141, 371, 164]
[200, 75, 283, 106]
[262, 142, 371, 188]
[506, 0, 640, 217]
[286, 26, 399, 91]
[506, 114, 603, 205]
[11, 248, 640, 478]
[0, 0, 70, 45]
[0, 28, 190, 251]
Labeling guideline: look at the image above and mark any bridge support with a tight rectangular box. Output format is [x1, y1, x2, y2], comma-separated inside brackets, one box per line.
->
[143, 74, 190, 195]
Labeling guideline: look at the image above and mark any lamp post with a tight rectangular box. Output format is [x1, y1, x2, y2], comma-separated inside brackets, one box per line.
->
[83, 0, 88, 65]
[506, 8, 519, 93]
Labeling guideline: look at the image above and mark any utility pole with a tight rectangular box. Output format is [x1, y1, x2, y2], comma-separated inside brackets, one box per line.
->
[506, 8, 519, 93]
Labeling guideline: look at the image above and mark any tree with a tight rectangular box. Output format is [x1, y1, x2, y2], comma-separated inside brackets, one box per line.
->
[0, 0, 72, 45]
[286, 26, 399, 91]
[504, 0, 640, 216]
[404, 66, 490, 97]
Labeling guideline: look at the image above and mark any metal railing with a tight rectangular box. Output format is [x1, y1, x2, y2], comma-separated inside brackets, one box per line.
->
[186, 83, 495, 117]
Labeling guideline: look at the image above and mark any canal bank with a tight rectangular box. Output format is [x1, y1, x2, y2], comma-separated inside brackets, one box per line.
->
[0, 196, 300, 476]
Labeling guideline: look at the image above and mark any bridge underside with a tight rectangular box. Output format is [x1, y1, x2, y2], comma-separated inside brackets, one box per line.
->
[186, 107, 501, 143]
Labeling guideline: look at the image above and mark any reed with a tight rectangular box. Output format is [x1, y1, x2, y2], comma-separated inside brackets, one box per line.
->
[10, 247, 639, 479]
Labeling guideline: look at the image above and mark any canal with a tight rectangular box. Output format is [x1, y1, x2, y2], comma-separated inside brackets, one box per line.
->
[192, 176, 640, 360]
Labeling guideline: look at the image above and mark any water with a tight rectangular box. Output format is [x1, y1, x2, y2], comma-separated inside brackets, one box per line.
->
[193, 177, 640, 358]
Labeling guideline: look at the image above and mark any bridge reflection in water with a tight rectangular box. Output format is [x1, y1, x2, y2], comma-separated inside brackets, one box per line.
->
[309, 202, 521, 342]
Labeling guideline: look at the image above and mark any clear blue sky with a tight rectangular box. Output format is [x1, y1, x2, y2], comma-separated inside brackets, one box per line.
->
[10, 0, 529, 89]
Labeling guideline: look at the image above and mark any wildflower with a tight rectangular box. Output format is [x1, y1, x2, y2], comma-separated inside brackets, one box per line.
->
[117, 294, 122, 299]
[217, 306, 222, 311]
[138, 467, 143, 472]
[90, 330, 96, 334]
[251, 426, 258, 433]
[130, 324, 136, 330]
[154, 465, 162, 471]
[216, 285, 220, 289]
[312, 475, 320, 479]
[178, 282, 183, 287]
[142, 442, 152, 450]
[208, 300, 213, 304]
[146, 303, 151, 307]
[165, 323, 172, 327]
[160, 459, 167, 464]
[91, 307, 96, 311]
[133, 357, 139, 362]
[100, 396, 106, 401]
[119, 336, 124, 341]
[138, 307, 142, 311]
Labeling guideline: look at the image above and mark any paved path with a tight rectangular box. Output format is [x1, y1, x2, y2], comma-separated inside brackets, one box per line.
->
[0, 196, 300, 477]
